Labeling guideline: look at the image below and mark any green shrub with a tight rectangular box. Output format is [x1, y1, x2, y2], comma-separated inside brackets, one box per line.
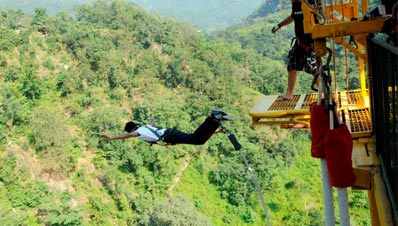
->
[7, 180, 48, 209]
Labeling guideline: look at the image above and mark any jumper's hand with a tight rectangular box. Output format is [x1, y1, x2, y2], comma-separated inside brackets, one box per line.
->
[271, 24, 280, 34]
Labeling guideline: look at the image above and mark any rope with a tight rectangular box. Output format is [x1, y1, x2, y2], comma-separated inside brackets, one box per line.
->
[343, 34, 350, 94]
[316, 70, 336, 226]
[309, 2, 352, 225]
[335, 3, 352, 226]
[340, 0, 345, 21]
[302, 0, 326, 24]
[331, 40, 339, 109]
[329, 0, 334, 24]
[226, 131, 271, 226]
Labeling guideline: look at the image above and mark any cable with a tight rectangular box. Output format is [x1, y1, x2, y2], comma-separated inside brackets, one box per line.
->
[227, 132, 272, 226]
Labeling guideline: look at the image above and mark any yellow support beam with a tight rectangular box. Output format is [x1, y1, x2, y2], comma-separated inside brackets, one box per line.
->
[350, 135, 396, 225]
[312, 19, 384, 57]
[302, 0, 384, 57]
[368, 189, 382, 226]
[373, 168, 395, 226]
[340, 39, 366, 61]
[352, 139, 379, 167]
[312, 19, 384, 39]
[352, 168, 372, 189]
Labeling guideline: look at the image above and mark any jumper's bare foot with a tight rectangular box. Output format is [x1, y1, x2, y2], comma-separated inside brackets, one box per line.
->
[277, 94, 293, 101]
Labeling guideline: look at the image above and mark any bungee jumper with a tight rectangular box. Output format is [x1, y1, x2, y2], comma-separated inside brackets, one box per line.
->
[100, 110, 232, 145]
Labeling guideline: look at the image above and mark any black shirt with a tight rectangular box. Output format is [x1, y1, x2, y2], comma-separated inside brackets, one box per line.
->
[291, 1, 314, 45]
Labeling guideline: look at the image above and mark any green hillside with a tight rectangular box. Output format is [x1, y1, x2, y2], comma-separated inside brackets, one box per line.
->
[0, 0, 370, 225]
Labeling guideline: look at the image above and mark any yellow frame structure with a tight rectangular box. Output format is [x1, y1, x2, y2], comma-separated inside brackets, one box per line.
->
[302, 0, 384, 107]
[250, 0, 394, 225]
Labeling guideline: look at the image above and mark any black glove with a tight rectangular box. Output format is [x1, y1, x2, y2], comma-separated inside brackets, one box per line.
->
[271, 24, 280, 33]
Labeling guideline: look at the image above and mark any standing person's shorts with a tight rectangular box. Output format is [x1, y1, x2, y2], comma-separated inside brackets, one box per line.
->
[287, 39, 321, 76]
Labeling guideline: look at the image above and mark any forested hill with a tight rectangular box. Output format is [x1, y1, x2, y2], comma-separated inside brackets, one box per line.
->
[0, 0, 369, 225]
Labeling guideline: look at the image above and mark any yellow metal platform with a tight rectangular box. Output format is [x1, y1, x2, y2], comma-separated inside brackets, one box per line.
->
[249, 90, 372, 138]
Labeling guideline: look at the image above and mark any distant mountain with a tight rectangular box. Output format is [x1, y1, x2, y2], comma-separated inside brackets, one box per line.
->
[132, 0, 266, 31]
[0, 0, 92, 14]
[0, 0, 271, 32]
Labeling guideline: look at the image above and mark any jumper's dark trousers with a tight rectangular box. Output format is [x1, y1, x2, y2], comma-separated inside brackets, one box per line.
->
[162, 117, 220, 145]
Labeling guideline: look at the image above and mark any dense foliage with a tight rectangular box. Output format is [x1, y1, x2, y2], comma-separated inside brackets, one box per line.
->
[0, 0, 370, 225]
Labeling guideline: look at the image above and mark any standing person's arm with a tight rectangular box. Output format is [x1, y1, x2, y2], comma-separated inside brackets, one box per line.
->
[271, 15, 294, 33]
[100, 131, 139, 141]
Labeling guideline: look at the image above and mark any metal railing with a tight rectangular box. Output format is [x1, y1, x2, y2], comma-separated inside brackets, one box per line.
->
[368, 35, 398, 224]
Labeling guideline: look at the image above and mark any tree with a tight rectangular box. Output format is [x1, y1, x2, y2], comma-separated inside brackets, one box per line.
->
[31, 8, 48, 34]
[20, 70, 42, 101]
[0, 84, 27, 126]
[0, 154, 18, 185]
[7, 180, 48, 209]
[39, 192, 84, 226]
[0, 27, 22, 51]
[209, 158, 254, 206]
[146, 195, 211, 226]
[30, 105, 69, 151]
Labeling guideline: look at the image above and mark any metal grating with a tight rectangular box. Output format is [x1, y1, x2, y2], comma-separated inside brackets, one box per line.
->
[250, 89, 373, 137]
[268, 95, 300, 110]
[266, 91, 357, 112]
[347, 90, 363, 105]
[348, 108, 372, 136]
[301, 93, 318, 109]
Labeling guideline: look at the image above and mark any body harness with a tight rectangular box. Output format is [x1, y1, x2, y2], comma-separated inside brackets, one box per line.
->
[144, 125, 168, 146]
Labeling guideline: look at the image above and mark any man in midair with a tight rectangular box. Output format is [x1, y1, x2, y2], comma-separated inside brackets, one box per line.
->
[100, 110, 232, 145]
